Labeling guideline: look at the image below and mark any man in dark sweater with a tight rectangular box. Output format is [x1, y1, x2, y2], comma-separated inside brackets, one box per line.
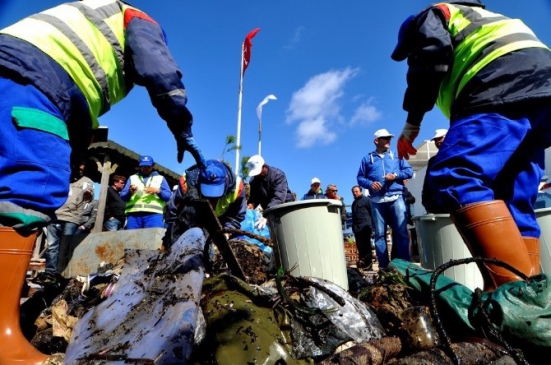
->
[351, 185, 374, 270]
[104, 175, 127, 231]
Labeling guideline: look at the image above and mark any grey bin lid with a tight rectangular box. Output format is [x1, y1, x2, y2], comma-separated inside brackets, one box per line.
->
[264, 199, 342, 216]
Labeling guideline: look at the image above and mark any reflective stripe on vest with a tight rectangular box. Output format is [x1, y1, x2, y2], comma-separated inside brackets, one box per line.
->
[0, 0, 128, 127]
[125, 174, 166, 214]
[213, 178, 243, 217]
[435, 3, 549, 118]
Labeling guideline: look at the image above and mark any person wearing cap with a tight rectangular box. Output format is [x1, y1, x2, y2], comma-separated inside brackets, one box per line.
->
[246, 155, 294, 230]
[392, 0, 551, 289]
[164, 159, 246, 248]
[421, 129, 448, 214]
[325, 184, 347, 228]
[301, 178, 326, 200]
[356, 129, 413, 269]
[44, 161, 94, 274]
[120, 155, 172, 229]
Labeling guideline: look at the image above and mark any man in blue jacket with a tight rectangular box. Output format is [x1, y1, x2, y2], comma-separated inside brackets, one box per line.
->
[357, 129, 413, 269]
[0, 2, 205, 361]
[392, 0, 551, 289]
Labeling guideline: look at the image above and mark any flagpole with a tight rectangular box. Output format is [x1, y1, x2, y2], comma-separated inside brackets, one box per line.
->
[235, 42, 245, 175]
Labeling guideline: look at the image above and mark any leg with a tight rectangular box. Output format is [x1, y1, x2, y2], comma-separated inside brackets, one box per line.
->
[371, 201, 390, 269]
[0, 78, 71, 218]
[430, 113, 532, 289]
[142, 213, 165, 229]
[0, 228, 48, 364]
[44, 222, 61, 273]
[125, 214, 141, 230]
[104, 218, 122, 231]
[388, 197, 411, 261]
[354, 226, 373, 269]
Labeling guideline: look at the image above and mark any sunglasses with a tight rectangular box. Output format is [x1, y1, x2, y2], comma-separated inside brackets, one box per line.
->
[378, 137, 392, 141]
[330, 189, 338, 192]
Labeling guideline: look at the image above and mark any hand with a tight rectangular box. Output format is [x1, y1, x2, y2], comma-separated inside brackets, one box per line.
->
[371, 181, 383, 191]
[384, 173, 397, 181]
[397, 122, 420, 160]
[144, 187, 159, 194]
[176, 135, 206, 167]
[255, 217, 267, 230]
[129, 185, 137, 194]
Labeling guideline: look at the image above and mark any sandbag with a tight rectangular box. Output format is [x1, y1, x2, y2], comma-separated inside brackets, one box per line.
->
[390, 258, 551, 358]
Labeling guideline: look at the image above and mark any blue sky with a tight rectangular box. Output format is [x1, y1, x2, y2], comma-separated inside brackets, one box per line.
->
[2, 1, 551, 208]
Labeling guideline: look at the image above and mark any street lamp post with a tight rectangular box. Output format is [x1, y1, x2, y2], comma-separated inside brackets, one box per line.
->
[256, 94, 277, 156]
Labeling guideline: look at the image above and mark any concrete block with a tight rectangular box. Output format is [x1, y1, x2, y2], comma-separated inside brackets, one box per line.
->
[59, 228, 165, 277]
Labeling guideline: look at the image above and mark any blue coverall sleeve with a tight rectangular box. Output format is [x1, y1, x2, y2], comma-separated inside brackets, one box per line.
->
[119, 178, 133, 202]
[392, 8, 454, 125]
[125, 17, 192, 134]
[158, 177, 172, 202]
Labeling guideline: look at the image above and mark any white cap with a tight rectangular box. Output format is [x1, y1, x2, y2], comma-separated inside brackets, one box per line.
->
[374, 129, 395, 139]
[246, 155, 265, 177]
[311, 177, 321, 185]
[431, 129, 448, 141]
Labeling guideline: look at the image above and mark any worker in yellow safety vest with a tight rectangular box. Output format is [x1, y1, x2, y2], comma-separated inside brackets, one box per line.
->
[392, 0, 551, 290]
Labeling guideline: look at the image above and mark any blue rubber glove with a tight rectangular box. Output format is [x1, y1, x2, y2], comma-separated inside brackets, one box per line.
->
[177, 135, 206, 168]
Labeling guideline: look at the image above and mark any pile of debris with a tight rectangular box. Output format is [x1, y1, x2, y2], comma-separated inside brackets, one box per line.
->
[21, 226, 548, 365]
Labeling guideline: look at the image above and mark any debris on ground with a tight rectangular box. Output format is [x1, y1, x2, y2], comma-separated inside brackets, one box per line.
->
[20, 232, 550, 364]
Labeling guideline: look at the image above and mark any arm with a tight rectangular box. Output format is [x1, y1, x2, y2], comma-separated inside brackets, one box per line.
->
[165, 176, 185, 225]
[356, 157, 375, 191]
[119, 178, 133, 202]
[267, 170, 291, 209]
[398, 158, 414, 180]
[220, 190, 247, 230]
[393, 8, 454, 126]
[82, 201, 98, 230]
[158, 177, 172, 202]
[125, 15, 204, 165]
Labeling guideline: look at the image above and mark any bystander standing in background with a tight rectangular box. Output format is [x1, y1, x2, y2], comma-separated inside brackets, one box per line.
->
[351, 186, 374, 270]
[104, 175, 127, 231]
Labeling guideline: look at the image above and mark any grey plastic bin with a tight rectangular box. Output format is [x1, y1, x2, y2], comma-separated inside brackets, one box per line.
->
[413, 214, 484, 291]
[264, 199, 348, 290]
[535, 207, 551, 274]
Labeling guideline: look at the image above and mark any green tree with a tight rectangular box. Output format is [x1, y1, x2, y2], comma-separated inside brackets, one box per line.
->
[220, 135, 240, 160]
[240, 155, 251, 179]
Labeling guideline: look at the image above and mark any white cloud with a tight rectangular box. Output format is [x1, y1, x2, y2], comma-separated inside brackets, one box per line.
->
[350, 97, 382, 126]
[284, 26, 305, 50]
[286, 67, 359, 148]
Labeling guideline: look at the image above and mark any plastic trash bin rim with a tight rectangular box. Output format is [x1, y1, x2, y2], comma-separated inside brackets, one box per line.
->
[413, 214, 451, 221]
[535, 207, 551, 215]
[264, 199, 342, 215]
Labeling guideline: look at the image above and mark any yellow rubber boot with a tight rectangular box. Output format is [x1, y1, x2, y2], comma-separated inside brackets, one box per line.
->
[451, 201, 532, 292]
[0, 227, 48, 364]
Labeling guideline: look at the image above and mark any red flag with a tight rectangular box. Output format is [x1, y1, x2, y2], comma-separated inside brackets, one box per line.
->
[242, 28, 260, 76]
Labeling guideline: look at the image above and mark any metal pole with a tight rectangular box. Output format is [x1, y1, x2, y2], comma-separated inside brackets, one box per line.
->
[235, 42, 245, 175]
[258, 114, 262, 156]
